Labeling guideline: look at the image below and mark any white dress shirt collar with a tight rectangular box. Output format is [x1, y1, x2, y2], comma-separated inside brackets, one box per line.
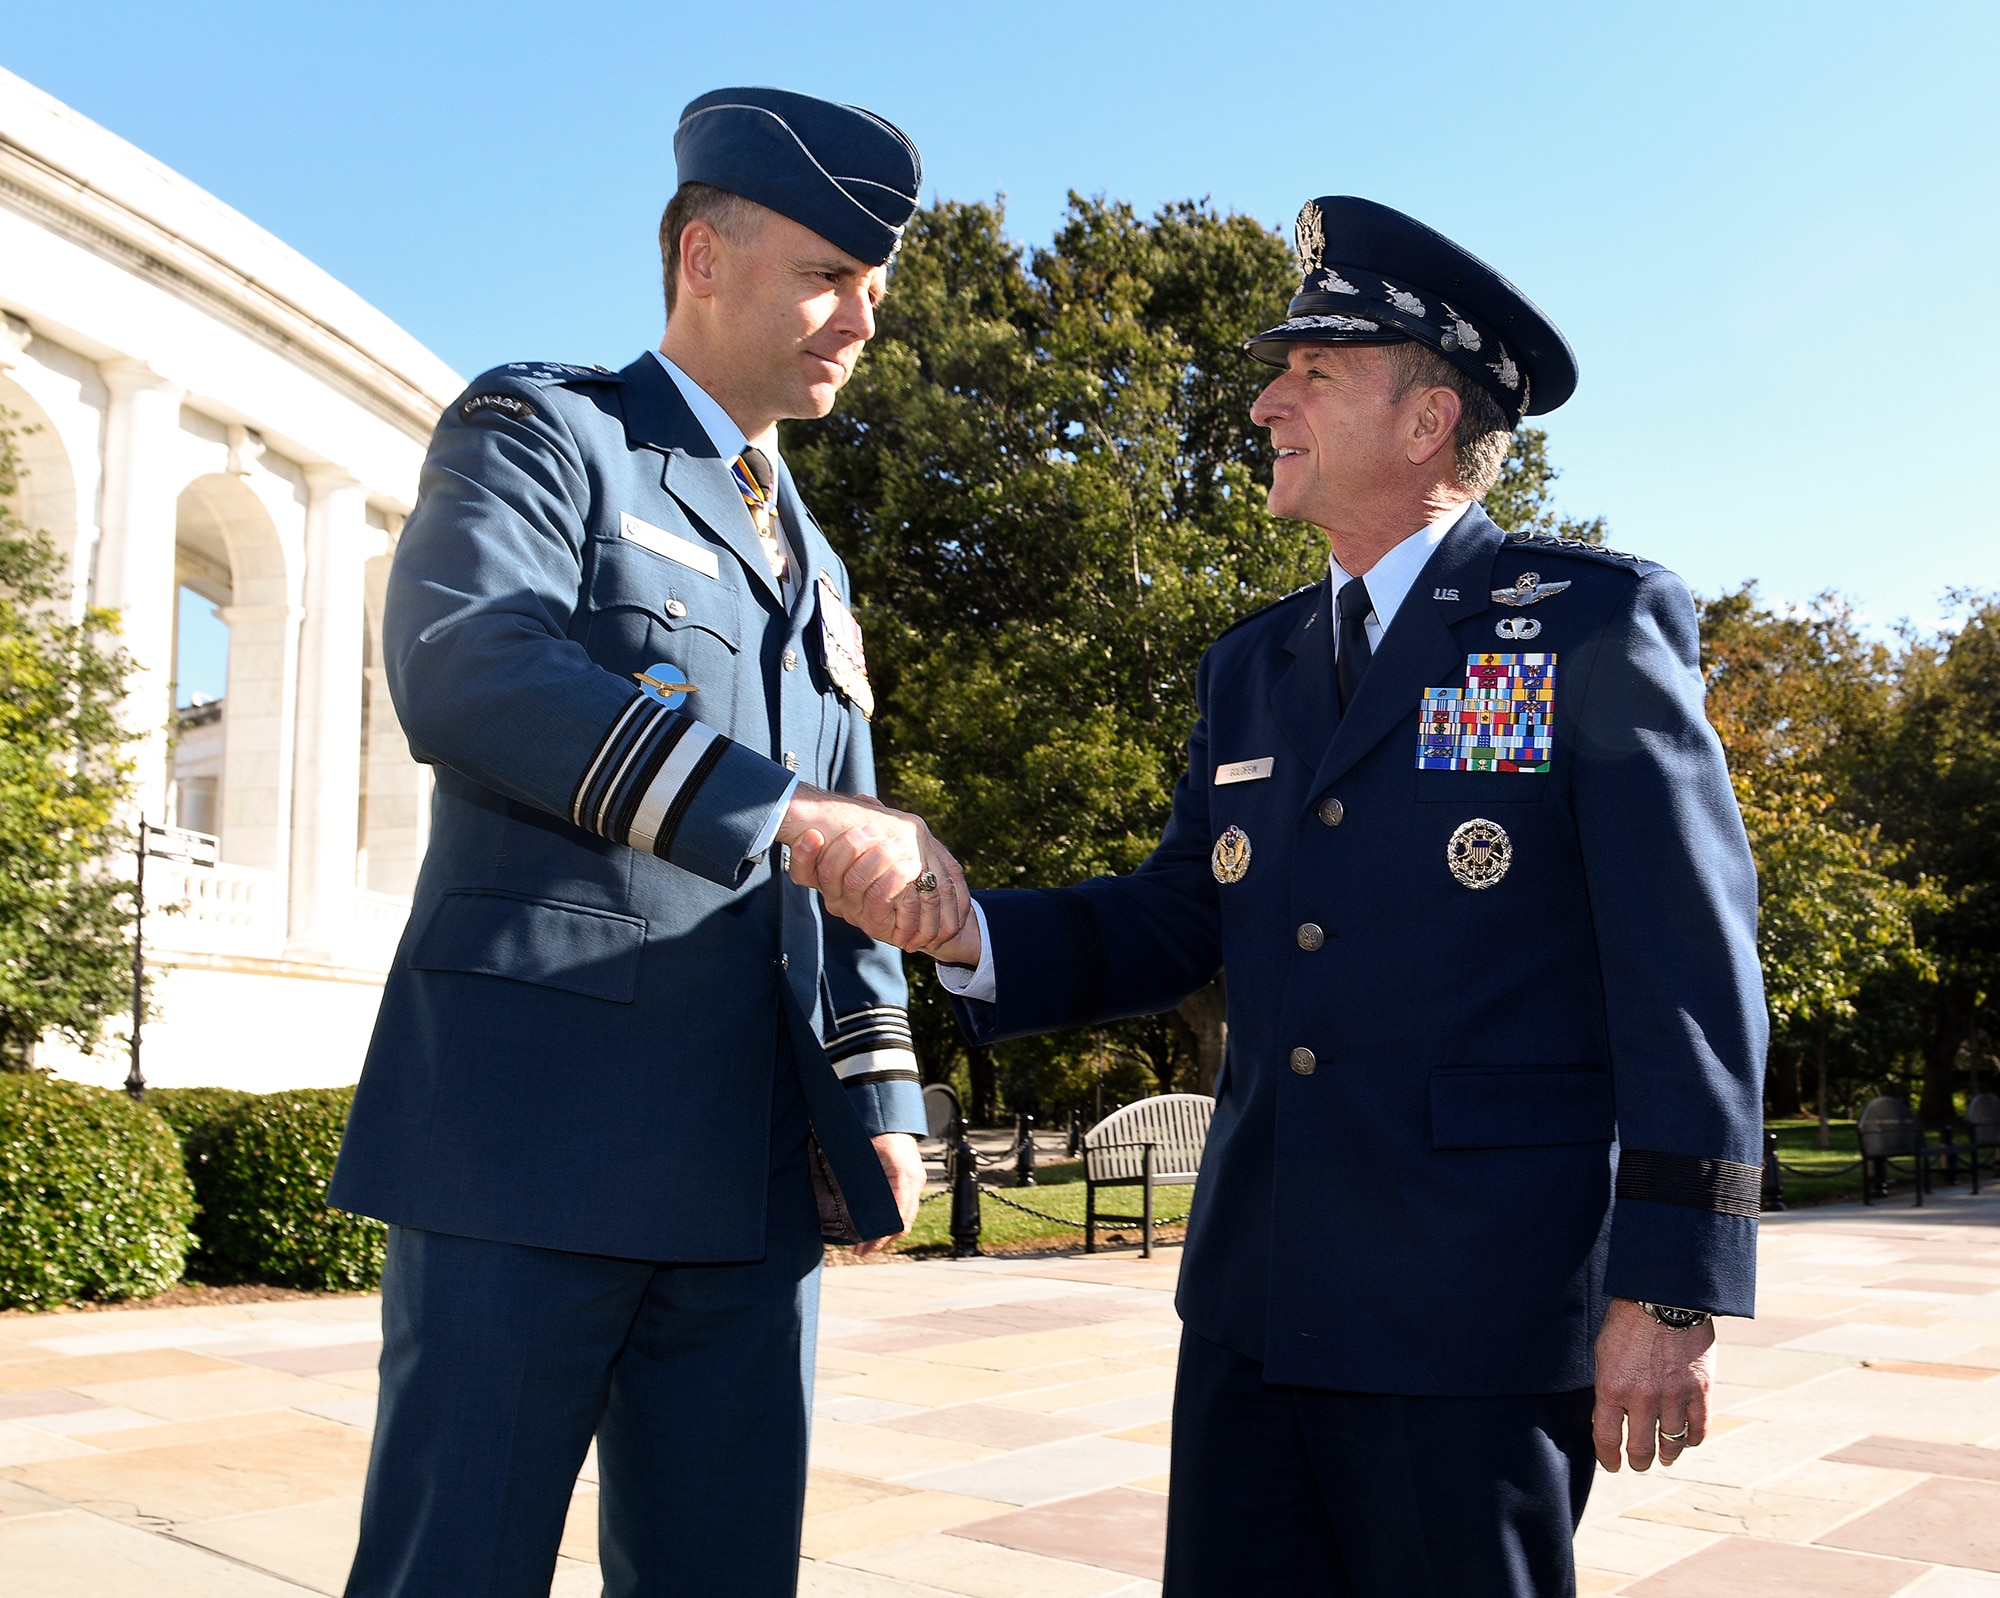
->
[650, 350, 784, 474]
[1329, 499, 1475, 651]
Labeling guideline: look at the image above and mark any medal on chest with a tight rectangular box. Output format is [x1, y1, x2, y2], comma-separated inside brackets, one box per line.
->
[815, 573, 875, 720]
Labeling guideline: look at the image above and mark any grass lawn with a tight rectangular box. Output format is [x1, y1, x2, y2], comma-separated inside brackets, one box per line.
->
[893, 1159, 1197, 1254]
[1765, 1119, 1868, 1207]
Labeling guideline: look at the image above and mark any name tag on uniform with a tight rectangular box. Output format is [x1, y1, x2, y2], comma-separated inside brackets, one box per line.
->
[1215, 757, 1274, 785]
[621, 513, 718, 579]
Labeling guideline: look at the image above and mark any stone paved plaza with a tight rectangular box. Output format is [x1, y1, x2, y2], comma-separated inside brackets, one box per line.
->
[0, 1189, 1996, 1596]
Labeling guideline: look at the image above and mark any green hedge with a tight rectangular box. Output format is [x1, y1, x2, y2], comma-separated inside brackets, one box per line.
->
[179, 1086, 384, 1291]
[0, 1074, 194, 1309]
[146, 1085, 256, 1141]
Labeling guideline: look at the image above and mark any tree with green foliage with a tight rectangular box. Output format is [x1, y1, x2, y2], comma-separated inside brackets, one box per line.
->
[0, 419, 139, 1070]
[794, 196, 1605, 1120]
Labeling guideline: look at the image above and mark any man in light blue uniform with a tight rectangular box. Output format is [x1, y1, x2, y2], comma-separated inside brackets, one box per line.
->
[331, 89, 968, 1597]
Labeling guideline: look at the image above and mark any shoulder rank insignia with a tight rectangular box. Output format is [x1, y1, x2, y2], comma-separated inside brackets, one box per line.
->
[1491, 571, 1571, 607]
[1211, 825, 1252, 884]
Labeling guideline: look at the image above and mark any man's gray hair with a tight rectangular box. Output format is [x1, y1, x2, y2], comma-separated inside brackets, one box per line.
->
[1379, 341, 1513, 497]
[658, 183, 766, 315]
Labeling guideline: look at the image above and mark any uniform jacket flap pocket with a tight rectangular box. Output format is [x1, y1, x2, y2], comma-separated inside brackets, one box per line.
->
[587, 534, 741, 650]
[1431, 1066, 1614, 1149]
[1416, 770, 1548, 803]
[411, 890, 645, 1003]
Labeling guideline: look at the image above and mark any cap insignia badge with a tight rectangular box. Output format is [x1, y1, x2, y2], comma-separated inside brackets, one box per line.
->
[1278, 314, 1383, 334]
[1383, 282, 1427, 318]
[1317, 268, 1359, 295]
[1495, 616, 1541, 641]
[1211, 825, 1252, 885]
[1491, 572, 1572, 607]
[1488, 350, 1522, 391]
[1295, 201, 1326, 273]
[1446, 818, 1512, 889]
[1439, 304, 1482, 353]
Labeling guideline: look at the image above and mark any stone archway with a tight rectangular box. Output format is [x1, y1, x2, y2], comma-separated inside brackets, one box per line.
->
[175, 473, 299, 875]
[0, 370, 81, 601]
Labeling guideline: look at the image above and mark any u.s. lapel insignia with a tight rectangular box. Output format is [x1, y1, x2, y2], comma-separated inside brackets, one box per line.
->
[1491, 571, 1572, 607]
[1211, 826, 1252, 885]
[1446, 818, 1512, 889]
[1495, 616, 1541, 641]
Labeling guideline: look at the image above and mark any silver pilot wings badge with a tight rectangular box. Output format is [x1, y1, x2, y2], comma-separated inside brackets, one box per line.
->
[1490, 571, 1572, 607]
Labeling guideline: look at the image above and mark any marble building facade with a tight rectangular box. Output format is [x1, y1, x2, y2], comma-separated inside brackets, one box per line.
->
[0, 67, 463, 1090]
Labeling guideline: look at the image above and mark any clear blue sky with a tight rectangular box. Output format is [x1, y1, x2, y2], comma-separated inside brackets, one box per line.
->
[9, 1, 1995, 635]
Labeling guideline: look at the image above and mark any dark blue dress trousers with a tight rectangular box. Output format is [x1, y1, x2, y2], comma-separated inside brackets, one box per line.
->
[343, 1047, 823, 1598]
[1165, 1331, 1596, 1597]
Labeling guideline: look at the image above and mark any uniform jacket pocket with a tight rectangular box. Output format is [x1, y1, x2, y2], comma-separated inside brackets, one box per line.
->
[1430, 1065, 1614, 1148]
[1415, 770, 1549, 803]
[411, 890, 646, 1003]
[586, 534, 741, 651]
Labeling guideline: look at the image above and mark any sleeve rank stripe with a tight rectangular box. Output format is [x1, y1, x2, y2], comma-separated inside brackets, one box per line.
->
[833, 1005, 910, 1026]
[649, 734, 730, 859]
[827, 1025, 916, 1061]
[570, 694, 656, 831]
[829, 1046, 921, 1085]
[627, 720, 721, 855]
[1614, 1149, 1763, 1219]
[599, 710, 695, 845]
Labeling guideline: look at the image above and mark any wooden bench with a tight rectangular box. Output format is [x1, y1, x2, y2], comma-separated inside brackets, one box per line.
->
[1084, 1093, 1214, 1257]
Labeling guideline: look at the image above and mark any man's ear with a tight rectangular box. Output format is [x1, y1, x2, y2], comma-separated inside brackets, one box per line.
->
[1407, 384, 1463, 468]
[677, 220, 723, 304]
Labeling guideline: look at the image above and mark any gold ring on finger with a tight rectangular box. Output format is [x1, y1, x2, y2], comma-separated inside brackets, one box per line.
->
[1659, 1424, 1690, 1444]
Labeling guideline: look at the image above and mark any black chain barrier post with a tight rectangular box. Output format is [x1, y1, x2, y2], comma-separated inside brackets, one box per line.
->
[1016, 1111, 1036, 1186]
[949, 1120, 982, 1258]
[1763, 1128, 1785, 1212]
[1067, 1108, 1082, 1158]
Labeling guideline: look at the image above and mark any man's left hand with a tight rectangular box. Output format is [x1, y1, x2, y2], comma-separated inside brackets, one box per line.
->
[853, 1132, 926, 1259]
[1592, 1297, 1716, 1471]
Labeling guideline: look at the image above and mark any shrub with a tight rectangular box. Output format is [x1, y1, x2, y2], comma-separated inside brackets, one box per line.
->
[181, 1086, 383, 1290]
[145, 1085, 256, 1141]
[0, 1074, 194, 1309]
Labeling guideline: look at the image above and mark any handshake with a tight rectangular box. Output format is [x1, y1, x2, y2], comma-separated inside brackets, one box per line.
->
[776, 787, 980, 966]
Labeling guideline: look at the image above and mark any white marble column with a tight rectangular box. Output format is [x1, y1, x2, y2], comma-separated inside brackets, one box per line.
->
[360, 528, 430, 896]
[288, 467, 369, 960]
[94, 359, 186, 820]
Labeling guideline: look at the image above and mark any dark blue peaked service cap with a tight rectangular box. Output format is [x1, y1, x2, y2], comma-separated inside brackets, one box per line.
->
[1245, 196, 1577, 425]
[673, 88, 923, 268]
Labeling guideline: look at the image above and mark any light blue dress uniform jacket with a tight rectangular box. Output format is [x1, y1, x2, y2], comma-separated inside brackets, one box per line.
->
[950, 506, 1767, 1395]
[330, 352, 924, 1260]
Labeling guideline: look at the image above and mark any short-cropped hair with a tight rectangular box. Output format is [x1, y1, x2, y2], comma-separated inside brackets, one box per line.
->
[1379, 340, 1514, 498]
[659, 183, 765, 315]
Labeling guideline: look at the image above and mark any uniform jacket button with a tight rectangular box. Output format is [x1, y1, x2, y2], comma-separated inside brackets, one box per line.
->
[664, 597, 688, 619]
[1290, 1047, 1316, 1076]
[779, 953, 790, 971]
[782, 649, 799, 671]
[1296, 923, 1325, 951]
[782, 751, 799, 771]
[1317, 795, 1345, 826]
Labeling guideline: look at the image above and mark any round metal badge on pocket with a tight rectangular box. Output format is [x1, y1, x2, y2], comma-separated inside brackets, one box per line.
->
[1211, 825, 1251, 885]
[1446, 818, 1512, 889]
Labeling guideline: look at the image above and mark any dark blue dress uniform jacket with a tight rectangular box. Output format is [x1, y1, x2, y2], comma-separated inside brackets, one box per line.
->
[330, 352, 925, 1260]
[953, 506, 1766, 1395]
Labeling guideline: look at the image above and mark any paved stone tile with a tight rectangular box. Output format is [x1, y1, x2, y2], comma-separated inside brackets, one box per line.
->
[25, 1323, 252, 1357]
[1734, 1367, 2000, 1443]
[1819, 1476, 2000, 1571]
[298, 1395, 377, 1430]
[1109, 1421, 1171, 1449]
[990, 1368, 1173, 1415]
[229, 1340, 381, 1377]
[811, 1417, 997, 1478]
[896, 1436, 1171, 1506]
[0, 1476, 71, 1522]
[948, 1485, 1167, 1580]
[8, 1417, 370, 1522]
[1626, 1479, 1883, 1543]
[1904, 1569, 2000, 1596]
[801, 1489, 1012, 1560]
[71, 1366, 360, 1422]
[1786, 1322, 1995, 1362]
[0, 1421, 99, 1466]
[176, 1494, 362, 1593]
[798, 1560, 956, 1595]
[1715, 1314, 1835, 1346]
[1621, 1534, 1923, 1596]
[0, 1388, 107, 1420]
[1873, 1278, 2000, 1296]
[1830, 1436, 2000, 1482]
[899, 1328, 1160, 1373]
[1864, 1359, 2000, 1381]
[817, 1393, 922, 1425]
[1571, 1514, 1721, 1578]
[834, 1530, 1142, 1595]
[70, 1407, 330, 1455]
[878, 1403, 1092, 1451]
[18, 1404, 166, 1437]
[0, 1348, 235, 1392]
[0, 1507, 311, 1594]
[1059, 1390, 1176, 1430]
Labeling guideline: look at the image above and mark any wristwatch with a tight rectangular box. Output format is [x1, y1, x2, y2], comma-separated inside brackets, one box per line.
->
[1638, 1301, 1711, 1331]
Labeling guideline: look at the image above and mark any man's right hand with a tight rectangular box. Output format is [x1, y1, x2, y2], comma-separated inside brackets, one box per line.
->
[778, 788, 970, 953]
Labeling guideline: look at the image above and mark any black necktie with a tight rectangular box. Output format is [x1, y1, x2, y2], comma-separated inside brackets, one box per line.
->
[1336, 577, 1373, 713]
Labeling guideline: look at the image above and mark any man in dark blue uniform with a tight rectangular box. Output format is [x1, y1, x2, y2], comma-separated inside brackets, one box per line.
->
[331, 89, 970, 1597]
[798, 197, 1766, 1596]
